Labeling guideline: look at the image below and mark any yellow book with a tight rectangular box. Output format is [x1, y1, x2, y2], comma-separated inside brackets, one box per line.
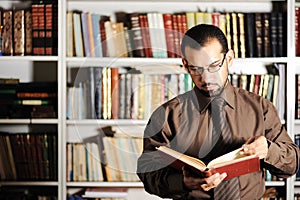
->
[186, 12, 196, 29]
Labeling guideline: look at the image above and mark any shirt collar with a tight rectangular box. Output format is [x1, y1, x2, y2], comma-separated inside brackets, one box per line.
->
[194, 82, 235, 114]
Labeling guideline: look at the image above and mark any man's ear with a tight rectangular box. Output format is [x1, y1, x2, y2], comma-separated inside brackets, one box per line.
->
[226, 50, 235, 68]
[182, 58, 189, 73]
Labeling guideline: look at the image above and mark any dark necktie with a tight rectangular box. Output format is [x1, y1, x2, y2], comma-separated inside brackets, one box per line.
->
[210, 97, 240, 200]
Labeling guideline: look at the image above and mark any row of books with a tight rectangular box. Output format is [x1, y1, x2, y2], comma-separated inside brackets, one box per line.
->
[66, 67, 193, 120]
[0, 80, 57, 119]
[66, 10, 286, 58]
[67, 132, 143, 182]
[66, 63, 285, 120]
[66, 142, 104, 182]
[229, 63, 285, 121]
[0, 132, 57, 181]
[0, 0, 58, 56]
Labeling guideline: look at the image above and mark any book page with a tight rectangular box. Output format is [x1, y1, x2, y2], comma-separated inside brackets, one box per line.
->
[207, 147, 257, 168]
[157, 146, 206, 170]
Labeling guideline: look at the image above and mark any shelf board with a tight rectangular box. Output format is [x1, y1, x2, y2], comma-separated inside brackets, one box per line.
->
[265, 181, 285, 187]
[66, 57, 181, 66]
[234, 57, 288, 64]
[66, 119, 147, 126]
[0, 56, 58, 62]
[295, 181, 300, 186]
[0, 119, 58, 124]
[67, 0, 284, 2]
[67, 181, 143, 188]
[66, 181, 285, 187]
[66, 57, 288, 67]
[0, 181, 59, 186]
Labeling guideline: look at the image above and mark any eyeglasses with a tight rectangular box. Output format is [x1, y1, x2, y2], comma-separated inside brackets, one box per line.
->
[185, 53, 227, 76]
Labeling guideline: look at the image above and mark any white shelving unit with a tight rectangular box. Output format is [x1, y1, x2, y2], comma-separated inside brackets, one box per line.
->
[1, 0, 300, 199]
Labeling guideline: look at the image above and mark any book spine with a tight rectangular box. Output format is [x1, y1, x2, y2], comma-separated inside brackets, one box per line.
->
[38, 0, 45, 55]
[14, 10, 25, 56]
[255, 13, 263, 57]
[262, 13, 271, 57]
[163, 13, 175, 58]
[238, 13, 246, 58]
[139, 14, 152, 58]
[45, 0, 53, 55]
[31, 1, 39, 55]
[129, 13, 145, 57]
[270, 12, 278, 57]
[25, 9, 32, 55]
[2, 10, 13, 55]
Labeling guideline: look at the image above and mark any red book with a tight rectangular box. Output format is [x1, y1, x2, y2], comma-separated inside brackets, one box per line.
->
[38, 0, 45, 55]
[157, 146, 260, 180]
[31, 2, 39, 55]
[139, 14, 153, 58]
[111, 68, 119, 119]
[163, 13, 176, 58]
[172, 14, 180, 58]
[253, 74, 261, 95]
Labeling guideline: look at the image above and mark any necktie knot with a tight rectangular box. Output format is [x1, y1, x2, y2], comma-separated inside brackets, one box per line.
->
[211, 97, 225, 113]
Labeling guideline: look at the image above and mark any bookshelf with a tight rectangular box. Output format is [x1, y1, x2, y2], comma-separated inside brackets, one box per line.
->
[0, 0, 299, 199]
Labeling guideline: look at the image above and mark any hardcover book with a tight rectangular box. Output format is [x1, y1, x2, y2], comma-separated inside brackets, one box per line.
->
[157, 146, 260, 180]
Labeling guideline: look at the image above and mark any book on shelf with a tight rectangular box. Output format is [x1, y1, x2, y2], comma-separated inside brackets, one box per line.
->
[262, 12, 271, 57]
[13, 9, 26, 56]
[0, 132, 57, 181]
[270, 12, 278, 57]
[244, 13, 256, 57]
[45, 0, 58, 55]
[255, 13, 263, 57]
[2, 10, 13, 55]
[157, 145, 260, 180]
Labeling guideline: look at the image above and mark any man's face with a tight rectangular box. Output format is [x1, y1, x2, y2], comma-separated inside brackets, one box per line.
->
[182, 39, 232, 97]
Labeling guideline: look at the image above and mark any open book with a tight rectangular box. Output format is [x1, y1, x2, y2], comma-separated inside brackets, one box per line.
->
[156, 146, 260, 180]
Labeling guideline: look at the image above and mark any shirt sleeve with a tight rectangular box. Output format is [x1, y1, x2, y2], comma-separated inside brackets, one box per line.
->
[263, 100, 300, 178]
[136, 106, 191, 198]
[137, 104, 213, 199]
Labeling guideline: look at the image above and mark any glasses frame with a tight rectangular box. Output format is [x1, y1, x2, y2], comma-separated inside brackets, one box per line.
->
[185, 52, 227, 76]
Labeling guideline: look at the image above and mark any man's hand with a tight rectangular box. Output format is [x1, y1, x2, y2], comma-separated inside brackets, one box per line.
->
[182, 167, 227, 191]
[240, 136, 269, 159]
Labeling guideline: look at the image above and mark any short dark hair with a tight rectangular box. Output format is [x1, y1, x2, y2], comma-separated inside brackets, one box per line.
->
[180, 24, 229, 58]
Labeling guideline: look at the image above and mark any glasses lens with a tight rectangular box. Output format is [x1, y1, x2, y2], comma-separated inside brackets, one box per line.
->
[189, 66, 203, 75]
[208, 64, 221, 73]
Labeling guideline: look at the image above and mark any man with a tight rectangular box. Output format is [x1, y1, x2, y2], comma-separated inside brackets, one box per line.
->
[136, 24, 300, 199]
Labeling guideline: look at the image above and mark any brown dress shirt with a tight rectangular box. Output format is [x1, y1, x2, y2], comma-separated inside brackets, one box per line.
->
[137, 82, 300, 200]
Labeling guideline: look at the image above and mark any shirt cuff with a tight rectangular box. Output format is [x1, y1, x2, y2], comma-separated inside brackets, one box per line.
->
[264, 139, 279, 165]
[167, 173, 189, 194]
